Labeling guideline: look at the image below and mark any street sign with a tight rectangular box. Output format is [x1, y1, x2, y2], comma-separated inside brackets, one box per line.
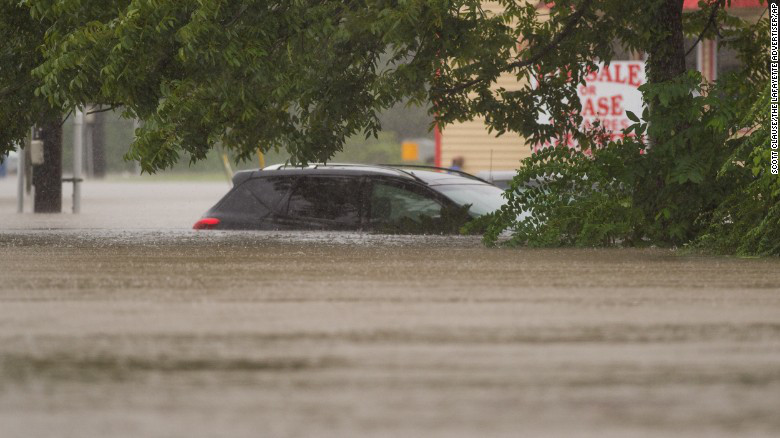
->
[533, 61, 646, 152]
[401, 141, 419, 161]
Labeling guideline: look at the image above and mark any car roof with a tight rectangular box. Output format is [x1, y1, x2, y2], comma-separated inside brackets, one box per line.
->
[232, 163, 490, 186]
[475, 170, 517, 181]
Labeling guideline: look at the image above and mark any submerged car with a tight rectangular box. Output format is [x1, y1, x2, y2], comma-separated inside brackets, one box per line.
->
[475, 170, 517, 190]
[193, 164, 506, 232]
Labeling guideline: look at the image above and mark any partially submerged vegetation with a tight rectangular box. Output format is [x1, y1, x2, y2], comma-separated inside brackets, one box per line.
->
[479, 77, 777, 256]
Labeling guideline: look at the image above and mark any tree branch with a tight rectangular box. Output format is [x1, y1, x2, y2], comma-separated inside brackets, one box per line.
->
[223, 4, 248, 27]
[684, 0, 722, 57]
[434, 0, 594, 95]
[86, 105, 120, 115]
[60, 109, 73, 127]
[0, 77, 34, 99]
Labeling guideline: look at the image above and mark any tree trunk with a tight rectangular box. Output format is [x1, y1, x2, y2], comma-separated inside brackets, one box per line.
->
[32, 113, 62, 213]
[640, 0, 691, 243]
[645, 0, 687, 152]
[643, 0, 688, 152]
[646, 0, 686, 89]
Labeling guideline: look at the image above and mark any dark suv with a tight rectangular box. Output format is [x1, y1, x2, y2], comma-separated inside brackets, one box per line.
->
[193, 164, 506, 233]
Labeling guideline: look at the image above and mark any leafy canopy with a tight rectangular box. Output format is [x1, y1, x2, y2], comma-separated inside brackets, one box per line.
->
[0, 0, 54, 151]
[22, 0, 447, 172]
[10, 0, 687, 171]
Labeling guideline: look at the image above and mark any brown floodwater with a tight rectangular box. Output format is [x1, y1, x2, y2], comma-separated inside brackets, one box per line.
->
[0, 180, 779, 437]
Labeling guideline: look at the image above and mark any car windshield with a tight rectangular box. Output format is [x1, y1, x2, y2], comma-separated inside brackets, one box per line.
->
[432, 184, 506, 216]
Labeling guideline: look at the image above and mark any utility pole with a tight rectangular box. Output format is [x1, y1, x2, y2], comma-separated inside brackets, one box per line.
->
[91, 110, 107, 178]
[72, 109, 84, 214]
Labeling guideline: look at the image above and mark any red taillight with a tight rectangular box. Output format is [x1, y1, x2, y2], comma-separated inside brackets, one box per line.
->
[193, 218, 220, 230]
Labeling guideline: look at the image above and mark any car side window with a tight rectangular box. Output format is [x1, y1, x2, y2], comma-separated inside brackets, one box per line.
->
[370, 181, 442, 224]
[216, 177, 292, 217]
[286, 176, 362, 224]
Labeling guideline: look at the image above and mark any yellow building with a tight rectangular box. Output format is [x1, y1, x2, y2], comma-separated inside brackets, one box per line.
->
[436, 1, 535, 175]
[436, 71, 533, 174]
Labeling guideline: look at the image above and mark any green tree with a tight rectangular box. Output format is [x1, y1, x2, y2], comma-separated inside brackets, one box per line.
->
[23, 0, 443, 172]
[1, 0, 63, 212]
[0, 1, 45, 151]
[476, 1, 774, 254]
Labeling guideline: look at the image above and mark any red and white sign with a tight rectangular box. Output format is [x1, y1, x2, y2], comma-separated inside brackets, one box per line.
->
[533, 61, 646, 152]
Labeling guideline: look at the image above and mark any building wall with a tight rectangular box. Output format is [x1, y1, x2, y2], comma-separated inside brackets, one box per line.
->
[438, 1, 536, 174]
[438, 70, 533, 173]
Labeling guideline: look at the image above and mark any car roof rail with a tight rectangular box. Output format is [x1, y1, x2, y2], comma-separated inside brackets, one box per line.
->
[374, 165, 427, 184]
[263, 162, 367, 170]
[379, 164, 490, 184]
[260, 162, 489, 185]
[262, 162, 426, 183]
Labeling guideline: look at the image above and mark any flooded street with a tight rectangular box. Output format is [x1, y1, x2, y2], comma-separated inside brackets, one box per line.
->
[1, 179, 779, 437]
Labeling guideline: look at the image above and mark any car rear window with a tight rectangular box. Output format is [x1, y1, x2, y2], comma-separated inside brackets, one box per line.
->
[286, 176, 362, 224]
[215, 177, 292, 217]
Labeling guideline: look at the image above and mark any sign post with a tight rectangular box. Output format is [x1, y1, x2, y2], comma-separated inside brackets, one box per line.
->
[16, 135, 28, 213]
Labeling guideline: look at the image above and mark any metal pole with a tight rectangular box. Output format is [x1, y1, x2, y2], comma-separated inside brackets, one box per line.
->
[133, 118, 141, 175]
[16, 138, 26, 213]
[73, 109, 84, 214]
